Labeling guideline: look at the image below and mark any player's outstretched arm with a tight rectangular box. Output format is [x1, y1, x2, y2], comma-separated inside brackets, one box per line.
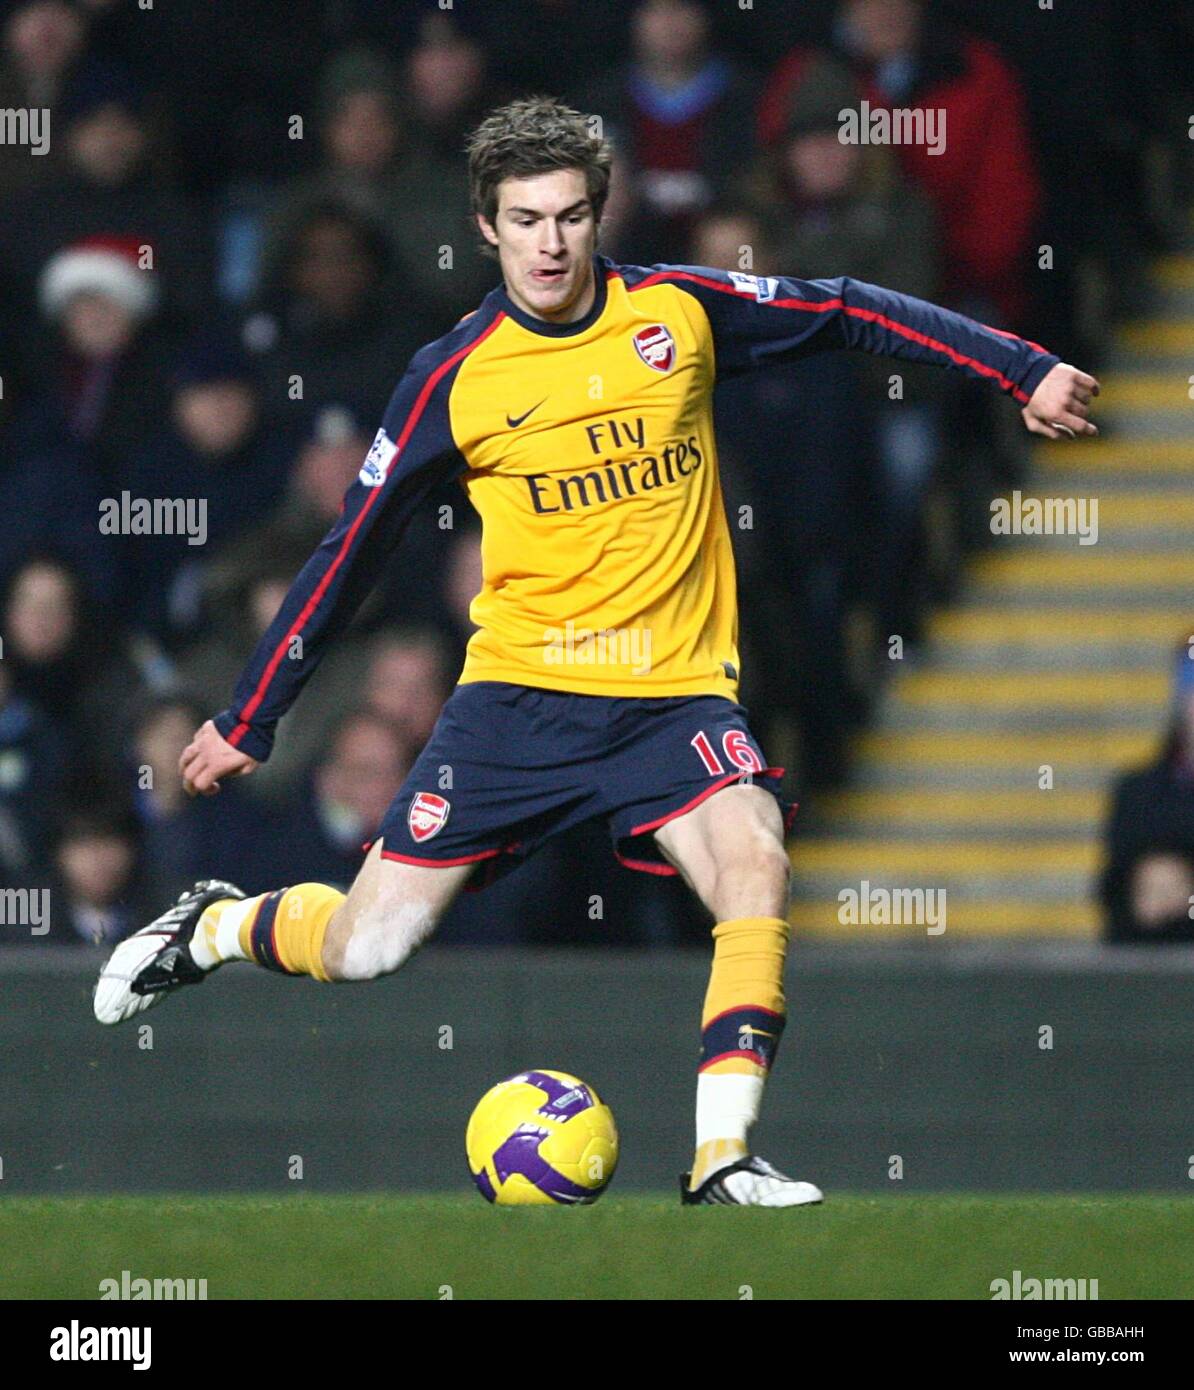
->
[1021, 361, 1100, 440]
[206, 329, 475, 770]
[652, 265, 1098, 437]
[180, 719, 258, 797]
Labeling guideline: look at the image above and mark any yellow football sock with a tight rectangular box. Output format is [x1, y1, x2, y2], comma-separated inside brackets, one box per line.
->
[690, 915, 790, 1189]
[194, 885, 343, 982]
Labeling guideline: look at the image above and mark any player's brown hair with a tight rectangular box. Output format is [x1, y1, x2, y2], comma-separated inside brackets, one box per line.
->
[466, 96, 613, 259]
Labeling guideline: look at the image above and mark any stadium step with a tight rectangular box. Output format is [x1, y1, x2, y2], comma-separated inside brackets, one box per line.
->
[970, 551, 1194, 589]
[1090, 372, 1193, 411]
[1037, 439, 1194, 475]
[853, 729, 1155, 771]
[1118, 319, 1194, 355]
[1154, 254, 1194, 291]
[788, 898, 1100, 937]
[926, 607, 1187, 672]
[794, 839, 1098, 876]
[790, 248, 1193, 940]
[895, 669, 1167, 707]
[817, 788, 1104, 828]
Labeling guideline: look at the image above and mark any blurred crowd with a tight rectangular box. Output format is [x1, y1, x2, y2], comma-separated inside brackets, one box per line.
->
[0, 0, 1188, 947]
[1100, 645, 1194, 945]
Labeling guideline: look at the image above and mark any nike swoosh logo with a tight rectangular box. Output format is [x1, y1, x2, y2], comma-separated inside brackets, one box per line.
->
[506, 399, 547, 428]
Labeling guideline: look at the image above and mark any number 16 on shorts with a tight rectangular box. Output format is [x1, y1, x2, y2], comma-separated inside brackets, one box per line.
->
[690, 728, 765, 778]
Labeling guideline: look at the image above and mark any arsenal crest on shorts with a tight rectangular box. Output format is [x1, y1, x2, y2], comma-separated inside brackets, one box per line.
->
[408, 791, 450, 843]
[633, 323, 675, 373]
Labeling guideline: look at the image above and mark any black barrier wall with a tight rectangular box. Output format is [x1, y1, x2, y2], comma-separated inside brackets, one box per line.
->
[2, 944, 1192, 1193]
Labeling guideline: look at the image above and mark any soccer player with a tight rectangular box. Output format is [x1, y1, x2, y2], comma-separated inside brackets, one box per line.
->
[94, 97, 1099, 1206]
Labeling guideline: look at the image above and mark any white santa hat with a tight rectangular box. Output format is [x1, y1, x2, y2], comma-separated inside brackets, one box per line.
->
[39, 234, 159, 322]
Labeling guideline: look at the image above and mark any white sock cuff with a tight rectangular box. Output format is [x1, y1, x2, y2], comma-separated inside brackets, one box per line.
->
[214, 896, 260, 962]
[695, 1072, 765, 1148]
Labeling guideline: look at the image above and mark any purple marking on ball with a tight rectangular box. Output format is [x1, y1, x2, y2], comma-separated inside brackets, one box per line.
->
[473, 1166, 497, 1203]
[492, 1124, 596, 1203]
[517, 1070, 595, 1119]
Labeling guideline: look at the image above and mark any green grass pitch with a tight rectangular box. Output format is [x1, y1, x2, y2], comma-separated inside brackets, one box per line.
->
[2, 1194, 1190, 1299]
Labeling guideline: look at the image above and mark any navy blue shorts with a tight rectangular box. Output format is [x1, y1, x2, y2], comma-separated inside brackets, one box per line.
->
[374, 681, 796, 887]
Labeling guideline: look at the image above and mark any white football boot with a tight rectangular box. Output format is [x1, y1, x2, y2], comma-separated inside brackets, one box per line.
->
[680, 1155, 824, 1207]
[93, 880, 244, 1026]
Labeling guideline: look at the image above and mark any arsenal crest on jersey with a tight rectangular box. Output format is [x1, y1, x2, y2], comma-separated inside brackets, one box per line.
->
[407, 791, 450, 843]
[633, 323, 675, 373]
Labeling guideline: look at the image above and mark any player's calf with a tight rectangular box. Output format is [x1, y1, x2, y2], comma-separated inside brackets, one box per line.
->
[187, 842, 469, 983]
[186, 876, 433, 986]
[654, 784, 819, 1201]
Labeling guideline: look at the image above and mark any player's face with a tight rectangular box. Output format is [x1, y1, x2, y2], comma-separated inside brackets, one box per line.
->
[479, 167, 597, 323]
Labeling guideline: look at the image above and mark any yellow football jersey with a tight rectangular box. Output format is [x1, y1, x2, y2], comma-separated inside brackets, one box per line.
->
[216, 255, 1058, 760]
[452, 262, 737, 698]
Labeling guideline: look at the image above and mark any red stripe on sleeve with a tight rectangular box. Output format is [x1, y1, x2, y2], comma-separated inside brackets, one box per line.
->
[230, 314, 504, 733]
[630, 269, 1039, 402]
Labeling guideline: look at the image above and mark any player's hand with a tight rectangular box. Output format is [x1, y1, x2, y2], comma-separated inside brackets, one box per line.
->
[1022, 363, 1100, 439]
[179, 719, 258, 797]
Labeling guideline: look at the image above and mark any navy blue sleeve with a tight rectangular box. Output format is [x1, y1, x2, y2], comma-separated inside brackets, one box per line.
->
[212, 332, 479, 762]
[644, 264, 1060, 403]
